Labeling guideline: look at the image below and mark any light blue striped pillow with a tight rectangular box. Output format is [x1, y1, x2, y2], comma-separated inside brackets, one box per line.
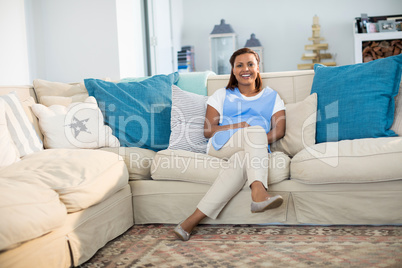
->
[0, 92, 43, 157]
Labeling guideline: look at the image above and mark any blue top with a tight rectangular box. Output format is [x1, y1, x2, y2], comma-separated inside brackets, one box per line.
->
[210, 87, 277, 151]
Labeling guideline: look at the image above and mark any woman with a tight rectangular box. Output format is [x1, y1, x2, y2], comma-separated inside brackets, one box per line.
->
[174, 48, 286, 241]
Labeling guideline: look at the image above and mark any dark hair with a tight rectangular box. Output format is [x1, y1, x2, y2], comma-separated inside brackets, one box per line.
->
[226, 47, 262, 91]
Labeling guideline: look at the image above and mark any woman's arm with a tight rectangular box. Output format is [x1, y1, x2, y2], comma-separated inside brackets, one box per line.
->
[267, 110, 286, 144]
[203, 105, 249, 139]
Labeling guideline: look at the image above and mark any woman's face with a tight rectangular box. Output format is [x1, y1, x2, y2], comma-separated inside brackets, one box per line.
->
[232, 53, 259, 88]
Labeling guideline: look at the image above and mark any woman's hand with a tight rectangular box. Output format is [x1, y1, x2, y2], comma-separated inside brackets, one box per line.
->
[234, 121, 250, 129]
[204, 105, 250, 138]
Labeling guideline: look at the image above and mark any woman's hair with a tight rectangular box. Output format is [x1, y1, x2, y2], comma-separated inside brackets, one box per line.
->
[226, 47, 262, 91]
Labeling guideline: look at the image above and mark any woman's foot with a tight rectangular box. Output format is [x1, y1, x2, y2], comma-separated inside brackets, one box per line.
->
[250, 181, 283, 213]
[174, 221, 191, 241]
[173, 209, 206, 241]
[250, 181, 271, 202]
[251, 194, 283, 213]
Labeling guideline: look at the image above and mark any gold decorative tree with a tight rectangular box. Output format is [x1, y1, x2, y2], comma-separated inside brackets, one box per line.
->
[298, 15, 336, 69]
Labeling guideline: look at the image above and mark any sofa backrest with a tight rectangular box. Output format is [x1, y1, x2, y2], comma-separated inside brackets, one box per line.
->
[0, 85, 38, 102]
[207, 70, 315, 104]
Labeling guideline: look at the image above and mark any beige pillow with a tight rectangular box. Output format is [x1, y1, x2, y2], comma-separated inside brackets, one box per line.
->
[391, 81, 402, 136]
[33, 79, 88, 104]
[40, 96, 73, 107]
[271, 93, 317, 157]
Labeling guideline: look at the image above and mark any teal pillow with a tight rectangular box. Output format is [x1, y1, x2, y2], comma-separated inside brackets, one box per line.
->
[85, 72, 179, 151]
[121, 71, 214, 96]
[311, 55, 402, 143]
[120, 76, 149, 83]
[176, 71, 215, 96]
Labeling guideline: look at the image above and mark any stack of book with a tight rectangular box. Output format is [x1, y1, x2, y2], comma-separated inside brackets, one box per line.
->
[177, 46, 195, 73]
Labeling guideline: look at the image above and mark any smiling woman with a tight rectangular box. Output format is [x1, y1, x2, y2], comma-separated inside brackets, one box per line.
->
[174, 48, 287, 241]
[227, 48, 262, 96]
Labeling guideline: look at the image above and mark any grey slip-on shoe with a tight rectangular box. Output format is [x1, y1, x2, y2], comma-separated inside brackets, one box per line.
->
[251, 195, 284, 213]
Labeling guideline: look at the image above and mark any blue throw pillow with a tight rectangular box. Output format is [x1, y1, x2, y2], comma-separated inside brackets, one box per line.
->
[311, 55, 402, 143]
[85, 72, 179, 151]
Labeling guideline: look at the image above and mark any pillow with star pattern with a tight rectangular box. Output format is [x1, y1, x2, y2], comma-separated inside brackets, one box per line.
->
[32, 97, 119, 149]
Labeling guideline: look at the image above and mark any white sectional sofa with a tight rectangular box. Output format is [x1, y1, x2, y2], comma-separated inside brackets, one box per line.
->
[131, 69, 402, 225]
[1, 61, 402, 267]
[0, 86, 133, 268]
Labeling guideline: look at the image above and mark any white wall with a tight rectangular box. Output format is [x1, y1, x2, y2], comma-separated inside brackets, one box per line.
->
[24, 0, 121, 83]
[181, 0, 402, 72]
[1, 0, 401, 85]
[0, 0, 30, 85]
[170, 0, 184, 72]
[116, 0, 146, 78]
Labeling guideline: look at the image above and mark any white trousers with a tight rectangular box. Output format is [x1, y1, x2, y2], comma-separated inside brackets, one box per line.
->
[197, 126, 269, 219]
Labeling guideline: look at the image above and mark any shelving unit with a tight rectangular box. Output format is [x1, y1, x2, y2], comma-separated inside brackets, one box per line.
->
[354, 31, 402, 63]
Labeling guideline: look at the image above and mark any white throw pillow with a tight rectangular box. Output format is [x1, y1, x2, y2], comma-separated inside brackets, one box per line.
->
[0, 91, 44, 157]
[32, 97, 120, 149]
[168, 85, 209, 153]
[0, 100, 20, 168]
[271, 93, 317, 157]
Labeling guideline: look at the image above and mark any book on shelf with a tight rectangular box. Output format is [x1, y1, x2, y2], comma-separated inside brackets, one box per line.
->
[177, 46, 195, 73]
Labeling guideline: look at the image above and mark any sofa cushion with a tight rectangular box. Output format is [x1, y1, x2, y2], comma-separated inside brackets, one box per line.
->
[151, 149, 290, 185]
[33, 79, 88, 105]
[311, 55, 402, 143]
[290, 137, 402, 184]
[0, 178, 67, 251]
[271, 93, 317, 157]
[0, 100, 20, 168]
[32, 97, 119, 149]
[0, 91, 44, 157]
[168, 85, 209, 154]
[0, 149, 128, 212]
[100, 147, 156, 180]
[84, 72, 179, 151]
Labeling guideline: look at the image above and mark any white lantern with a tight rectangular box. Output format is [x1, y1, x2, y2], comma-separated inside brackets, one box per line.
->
[245, 33, 264, 72]
[209, 19, 237, 75]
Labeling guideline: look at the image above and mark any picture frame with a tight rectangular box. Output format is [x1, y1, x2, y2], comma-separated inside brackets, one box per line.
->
[396, 21, 402, 31]
[366, 23, 378, 33]
[378, 20, 397, 32]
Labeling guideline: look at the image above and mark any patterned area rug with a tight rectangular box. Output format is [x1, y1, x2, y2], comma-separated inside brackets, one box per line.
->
[81, 224, 402, 268]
